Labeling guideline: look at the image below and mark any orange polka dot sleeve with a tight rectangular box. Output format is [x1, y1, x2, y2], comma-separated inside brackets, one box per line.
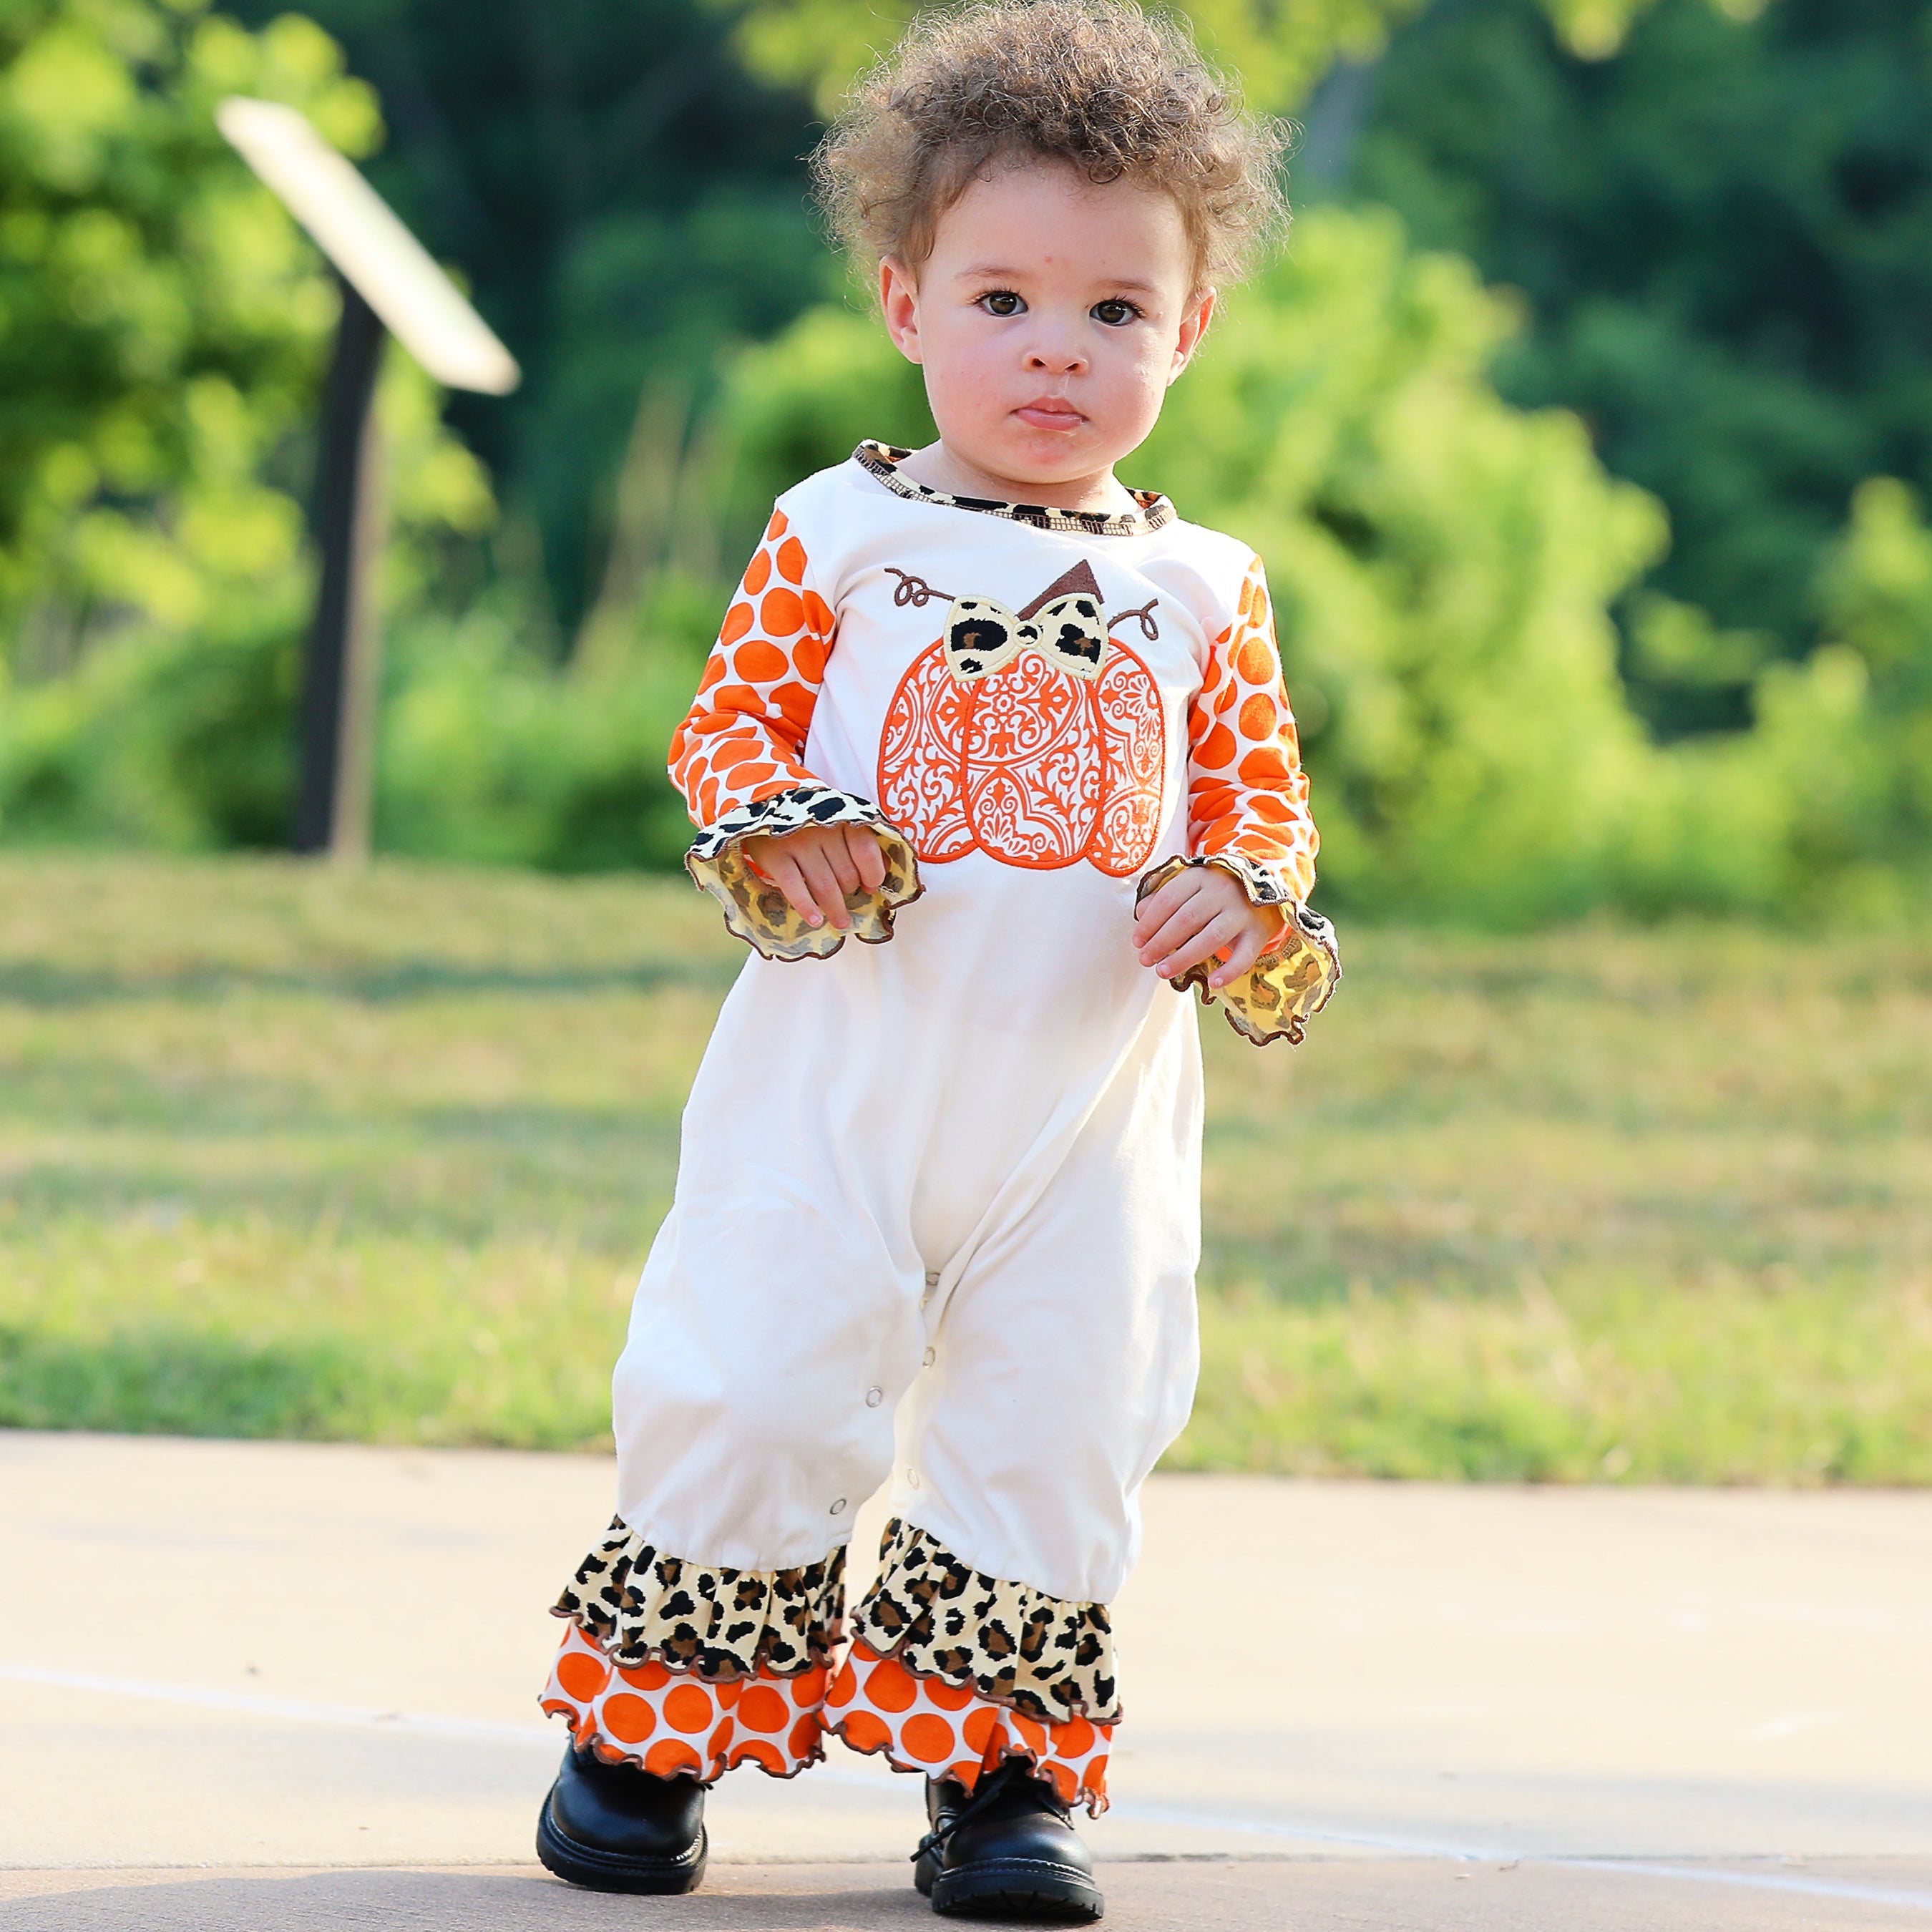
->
[671, 508, 922, 962]
[1141, 556, 1341, 1046]
[1186, 557, 1318, 899]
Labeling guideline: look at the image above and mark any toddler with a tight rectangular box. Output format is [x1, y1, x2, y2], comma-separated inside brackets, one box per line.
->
[532, 0, 1338, 1918]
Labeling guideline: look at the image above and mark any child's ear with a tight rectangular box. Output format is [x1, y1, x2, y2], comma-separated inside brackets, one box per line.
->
[1168, 287, 1218, 384]
[879, 257, 924, 365]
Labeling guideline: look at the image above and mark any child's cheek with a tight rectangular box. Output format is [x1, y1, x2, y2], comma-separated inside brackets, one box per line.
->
[1107, 338, 1175, 433]
[926, 346, 1004, 436]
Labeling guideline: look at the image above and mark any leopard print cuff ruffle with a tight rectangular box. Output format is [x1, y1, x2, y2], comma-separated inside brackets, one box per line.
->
[554, 1516, 846, 1679]
[686, 783, 924, 962]
[1136, 853, 1342, 1048]
[1194, 850, 1292, 909]
[851, 1518, 1119, 1725]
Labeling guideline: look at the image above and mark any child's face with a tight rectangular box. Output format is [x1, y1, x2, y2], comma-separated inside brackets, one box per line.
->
[881, 160, 1213, 492]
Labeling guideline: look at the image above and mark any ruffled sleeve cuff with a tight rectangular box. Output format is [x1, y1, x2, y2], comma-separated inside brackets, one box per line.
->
[1136, 853, 1341, 1047]
[686, 784, 924, 962]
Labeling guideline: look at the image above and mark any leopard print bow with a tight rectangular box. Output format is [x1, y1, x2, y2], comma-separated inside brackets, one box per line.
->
[942, 592, 1109, 683]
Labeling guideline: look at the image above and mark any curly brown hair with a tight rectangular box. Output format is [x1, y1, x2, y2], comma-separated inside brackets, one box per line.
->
[811, 0, 1286, 293]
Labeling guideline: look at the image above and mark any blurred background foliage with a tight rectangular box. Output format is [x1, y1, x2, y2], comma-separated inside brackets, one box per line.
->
[2, 0, 1931, 919]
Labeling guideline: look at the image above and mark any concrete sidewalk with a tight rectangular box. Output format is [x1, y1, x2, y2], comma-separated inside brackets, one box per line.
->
[2, 1431, 1929, 1928]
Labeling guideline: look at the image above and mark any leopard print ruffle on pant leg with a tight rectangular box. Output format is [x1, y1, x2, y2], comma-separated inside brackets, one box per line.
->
[554, 1516, 846, 1679]
[848, 1518, 1119, 1724]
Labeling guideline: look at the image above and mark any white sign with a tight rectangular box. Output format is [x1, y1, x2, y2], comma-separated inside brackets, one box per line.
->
[218, 97, 519, 396]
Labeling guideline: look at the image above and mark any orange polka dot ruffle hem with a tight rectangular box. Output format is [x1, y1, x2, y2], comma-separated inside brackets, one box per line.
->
[543, 1619, 830, 1782]
[542, 1626, 1111, 1814]
[826, 1641, 1112, 1817]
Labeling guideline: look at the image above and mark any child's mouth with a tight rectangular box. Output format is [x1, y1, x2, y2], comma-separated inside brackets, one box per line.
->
[1014, 399, 1085, 431]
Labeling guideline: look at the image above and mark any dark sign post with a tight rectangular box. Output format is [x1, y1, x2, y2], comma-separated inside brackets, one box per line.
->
[295, 275, 386, 856]
[217, 99, 519, 860]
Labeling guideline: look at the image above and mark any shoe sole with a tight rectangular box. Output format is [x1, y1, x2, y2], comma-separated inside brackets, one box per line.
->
[930, 1857, 1103, 1921]
[535, 1796, 707, 1895]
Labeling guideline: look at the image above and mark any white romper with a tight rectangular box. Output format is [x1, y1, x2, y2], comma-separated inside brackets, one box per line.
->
[541, 443, 1337, 1812]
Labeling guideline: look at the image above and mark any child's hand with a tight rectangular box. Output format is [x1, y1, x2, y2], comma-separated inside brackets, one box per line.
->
[1133, 864, 1280, 990]
[743, 822, 888, 932]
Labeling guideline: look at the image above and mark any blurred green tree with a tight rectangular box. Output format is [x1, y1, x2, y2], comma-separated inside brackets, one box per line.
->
[725, 0, 1724, 117]
[1350, 0, 1932, 734]
[1136, 209, 1668, 922]
[219, 0, 840, 645]
[0, 347, 494, 849]
[0, 0, 374, 667]
[1794, 478, 1932, 897]
[0, 0, 492, 848]
[733, 0, 1424, 119]
[1606, 476, 1932, 918]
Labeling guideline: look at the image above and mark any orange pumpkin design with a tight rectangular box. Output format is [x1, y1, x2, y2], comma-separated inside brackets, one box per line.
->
[877, 563, 1166, 876]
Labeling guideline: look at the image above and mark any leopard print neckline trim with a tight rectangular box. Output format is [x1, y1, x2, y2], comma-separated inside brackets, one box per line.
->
[854, 441, 1174, 537]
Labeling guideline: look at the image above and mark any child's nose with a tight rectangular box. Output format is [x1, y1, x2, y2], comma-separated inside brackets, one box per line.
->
[1026, 336, 1088, 375]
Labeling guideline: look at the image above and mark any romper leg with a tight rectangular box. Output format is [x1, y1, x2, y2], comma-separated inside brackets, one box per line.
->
[827, 1013, 1204, 1811]
[542, 964, 932, 1781]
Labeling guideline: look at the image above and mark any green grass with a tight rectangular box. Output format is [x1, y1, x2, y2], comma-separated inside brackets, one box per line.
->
[2, 852, 1928, 1481]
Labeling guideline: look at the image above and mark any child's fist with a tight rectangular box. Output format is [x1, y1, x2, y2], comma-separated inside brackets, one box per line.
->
[1132, 864, 1280, 990]
[742, 821, 888, 932]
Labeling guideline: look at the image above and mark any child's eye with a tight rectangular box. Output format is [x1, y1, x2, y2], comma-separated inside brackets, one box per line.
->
[977, 290, 1025, 316]
[1091, 298, 1142, 326]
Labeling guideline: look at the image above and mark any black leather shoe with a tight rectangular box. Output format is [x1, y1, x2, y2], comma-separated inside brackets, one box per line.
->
[535, 1744, 707, 1893]
[912, 1761, 1103, 1921]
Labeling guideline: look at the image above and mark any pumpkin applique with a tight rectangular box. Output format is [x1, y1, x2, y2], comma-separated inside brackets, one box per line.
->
[877, 562, 1166, 875]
